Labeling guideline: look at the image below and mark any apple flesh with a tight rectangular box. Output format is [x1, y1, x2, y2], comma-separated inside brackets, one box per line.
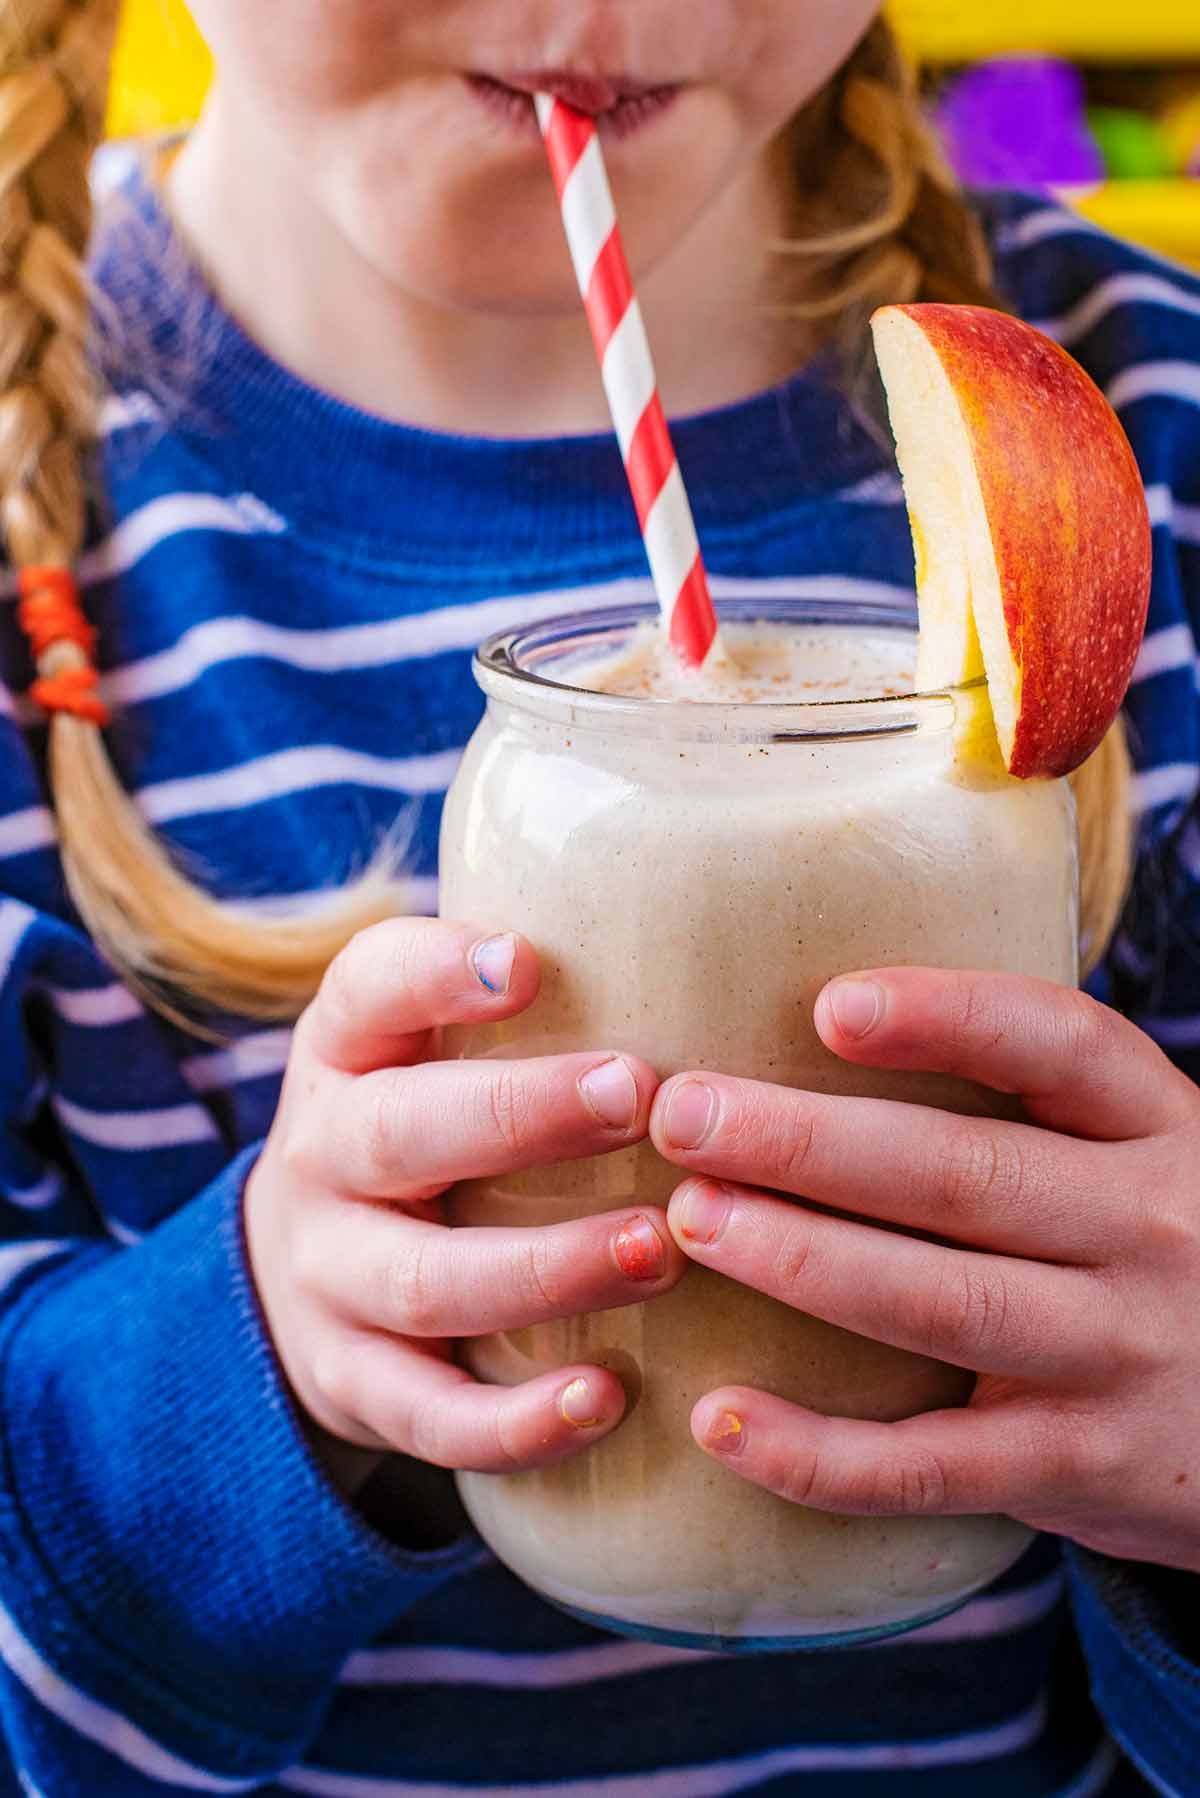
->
[870, 303, 1151, 780]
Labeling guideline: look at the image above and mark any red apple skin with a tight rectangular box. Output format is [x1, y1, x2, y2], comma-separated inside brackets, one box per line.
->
[890, 304, 1152, 780]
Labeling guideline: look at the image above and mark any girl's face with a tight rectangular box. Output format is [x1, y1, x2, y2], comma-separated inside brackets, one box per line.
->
[185, 0, 881, 316]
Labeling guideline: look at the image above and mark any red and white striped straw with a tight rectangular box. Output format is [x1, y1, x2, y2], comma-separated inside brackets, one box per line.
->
[537, 95, 718, 669]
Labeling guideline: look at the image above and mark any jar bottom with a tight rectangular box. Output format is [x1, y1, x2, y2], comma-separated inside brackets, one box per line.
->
[548, 1592, 973, 1655]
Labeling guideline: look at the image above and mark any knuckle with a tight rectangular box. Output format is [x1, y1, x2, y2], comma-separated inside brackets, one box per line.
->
[925, 1260, 1011, 1362]
[319, 920, 435, 1042]
[947, 978, 1000, 1058]
[521, 1232, 565, 1316]
[322, 931, 371, 1027]
[386, 1235, 446, 1337]
[404, 1396, 449, 1467]
[291, 1226, 331, 1303]
[866, 1449, 950, 1516]
[484, 1064, 534, 1159]
[278, 1116, 325, 1186]
[1053, 1407, 1123, 1490]
[490, 1401, 526, 1473]
[775, 1109, 819, 1189]
[361, 1079, 409, 1189]
[1060, 990, 1113, 1085]
[1078, 1426, 1125, 1489]
[940, 1127, 1026, 1220]
[770, 1442, 951, 1517]
[772, 1213, 820, 1294]
[1088, 1275, 1164, 1378]
[375, 917, 442, 1001]
[720, 1094, 816, 1188]
[308, 1342, 358, 1421]
[774, 1450, 825, 1509]
[290, 998, 323, 1062]
[1136, 1182, 1200, 1271]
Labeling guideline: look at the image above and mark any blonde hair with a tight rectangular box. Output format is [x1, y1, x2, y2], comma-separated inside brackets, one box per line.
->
[1, 0, 406, 1026]
[0, 6, 1130, 1029]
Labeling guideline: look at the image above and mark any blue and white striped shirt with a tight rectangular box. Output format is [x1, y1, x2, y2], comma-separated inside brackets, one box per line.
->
[0, 171, 1197, 1796]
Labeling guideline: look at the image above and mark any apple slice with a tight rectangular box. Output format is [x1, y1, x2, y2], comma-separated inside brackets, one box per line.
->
[870, 303, 1151, 779]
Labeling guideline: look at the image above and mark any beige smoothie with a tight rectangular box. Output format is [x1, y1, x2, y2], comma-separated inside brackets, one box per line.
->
[439, 603, 1078, 1648]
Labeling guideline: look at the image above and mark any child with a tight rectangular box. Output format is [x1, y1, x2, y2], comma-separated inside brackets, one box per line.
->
[0, 1, 1198, 1792]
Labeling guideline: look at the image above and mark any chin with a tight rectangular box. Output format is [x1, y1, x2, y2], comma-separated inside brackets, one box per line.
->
[333, 85, 735, 321]
[336, 175, 660, 322]
[341, 209, 596, 320]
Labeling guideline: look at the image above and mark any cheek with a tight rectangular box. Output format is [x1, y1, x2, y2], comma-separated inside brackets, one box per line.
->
[186, 0, 431, 107]
[734, 0, 881, 132]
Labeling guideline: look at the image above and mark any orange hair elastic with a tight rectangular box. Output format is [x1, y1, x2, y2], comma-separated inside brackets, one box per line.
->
[17, 567, 110, 727]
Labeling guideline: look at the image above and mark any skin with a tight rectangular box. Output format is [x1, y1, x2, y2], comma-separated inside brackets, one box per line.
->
[211, 5, 1199, 1570]
[248, 919, 686, 1493]
[651, 971, 1200, 1575]
[171, 0, 878, 433]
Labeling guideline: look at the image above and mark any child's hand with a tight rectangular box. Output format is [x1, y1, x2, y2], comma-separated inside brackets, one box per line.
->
[246, 920, 680, 1492]
[649, 970, 1200, 1573]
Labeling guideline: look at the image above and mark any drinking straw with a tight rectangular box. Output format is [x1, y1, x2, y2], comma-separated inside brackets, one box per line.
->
[537, 95, 718, 668]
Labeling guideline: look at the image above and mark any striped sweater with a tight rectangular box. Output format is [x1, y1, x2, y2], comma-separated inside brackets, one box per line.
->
[0, 165, 1198, 1797]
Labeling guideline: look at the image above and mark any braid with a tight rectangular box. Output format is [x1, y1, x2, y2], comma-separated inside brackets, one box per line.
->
[0, 0, 407, 1031]
[0, 0, 110, 569]
[778, 16, 1133, 970]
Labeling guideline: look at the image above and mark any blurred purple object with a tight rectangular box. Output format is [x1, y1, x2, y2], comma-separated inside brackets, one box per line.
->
[936, 58, 1105, 190]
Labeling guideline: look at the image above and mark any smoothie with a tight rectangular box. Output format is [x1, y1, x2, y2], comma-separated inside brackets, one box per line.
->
[439, 600, 1078, 1649]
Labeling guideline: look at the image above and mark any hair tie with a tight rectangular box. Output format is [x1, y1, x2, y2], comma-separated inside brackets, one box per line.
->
[16, 566, 110, 726]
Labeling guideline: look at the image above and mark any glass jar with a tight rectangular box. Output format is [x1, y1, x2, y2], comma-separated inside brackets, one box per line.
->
[439, 597, 1078, 1650]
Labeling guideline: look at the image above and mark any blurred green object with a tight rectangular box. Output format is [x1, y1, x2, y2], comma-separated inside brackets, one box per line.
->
[1087, 106, 1174, 177]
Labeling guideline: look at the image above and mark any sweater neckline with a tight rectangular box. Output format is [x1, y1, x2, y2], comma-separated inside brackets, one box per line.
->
[95, 158, 893, 569]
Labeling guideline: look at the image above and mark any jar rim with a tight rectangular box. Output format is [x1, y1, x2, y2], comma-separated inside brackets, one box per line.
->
[474, 597, 985, 744]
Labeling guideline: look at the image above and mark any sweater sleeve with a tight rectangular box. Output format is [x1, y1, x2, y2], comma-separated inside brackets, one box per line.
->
[1065, 1549, 1200, 1798]
[0, 896, 479, 1792]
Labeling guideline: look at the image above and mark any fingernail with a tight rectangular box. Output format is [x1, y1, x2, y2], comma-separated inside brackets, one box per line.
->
[615, 1214, 666, 1282]
[579, 1057, 638, 1130]
[472, 933, 517, 996]
[663, 1080, 716, 1150]
[676, 1180, 733, 1247]
[560, 1377, 603, 1429]
[705, 1410, 746, 1456]
[827, 979, 883, 1040]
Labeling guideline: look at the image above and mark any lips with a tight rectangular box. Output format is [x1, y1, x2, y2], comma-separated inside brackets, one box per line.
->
[498, 71, 661, 116]
[467, 70, 681, 141]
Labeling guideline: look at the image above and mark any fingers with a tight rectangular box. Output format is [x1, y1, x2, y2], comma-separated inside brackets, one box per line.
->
[664, 1178, 1095, 1378]
[325, 1050, 657, 1198]
[689, 1386, 1067, 1519]
[814, 968, 1189, 1141]
[651, 1070, 1120, 1263]
[310, 1204, 685, 1337]
[329, 1335, 629, 1473]
[306, 918, 541, 1073]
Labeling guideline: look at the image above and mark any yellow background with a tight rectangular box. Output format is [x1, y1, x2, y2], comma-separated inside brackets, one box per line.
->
[889, 0, 1200, 62]
[108, 0, 210, 136]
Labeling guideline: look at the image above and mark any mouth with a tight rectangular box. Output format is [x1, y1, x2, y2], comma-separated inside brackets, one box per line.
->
[467, 71, 682, 140]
